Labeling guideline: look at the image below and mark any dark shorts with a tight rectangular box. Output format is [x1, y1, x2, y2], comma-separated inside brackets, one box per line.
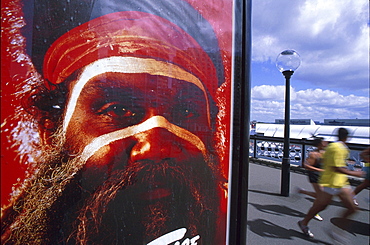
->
[308, 171, 320, 183]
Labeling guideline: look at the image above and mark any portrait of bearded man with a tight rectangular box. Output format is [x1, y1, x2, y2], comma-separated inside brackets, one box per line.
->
[1, 0, 232, 244]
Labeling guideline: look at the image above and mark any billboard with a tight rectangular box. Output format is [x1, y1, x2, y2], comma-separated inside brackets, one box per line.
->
[1, 0, 250, 244]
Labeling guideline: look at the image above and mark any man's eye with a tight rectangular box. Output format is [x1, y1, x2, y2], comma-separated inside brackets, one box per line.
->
[178, 104, 199, 120]
[182, 108, 197, 119]
[97, 102, 136, 118]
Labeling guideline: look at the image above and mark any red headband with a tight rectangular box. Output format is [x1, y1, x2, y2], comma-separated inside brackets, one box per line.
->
[43, 11, 218, 99]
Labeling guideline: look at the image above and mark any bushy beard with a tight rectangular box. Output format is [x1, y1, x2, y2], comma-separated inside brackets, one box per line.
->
[73, 156, 219, 244]
[4, 125, 220, 245]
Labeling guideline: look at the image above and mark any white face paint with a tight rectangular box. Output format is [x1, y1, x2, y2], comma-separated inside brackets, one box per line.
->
[79, 115, 207, 164]
[63, 56, 211, 133]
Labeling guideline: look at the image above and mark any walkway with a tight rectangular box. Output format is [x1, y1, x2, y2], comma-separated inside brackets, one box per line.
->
[247, 161, 369, 244]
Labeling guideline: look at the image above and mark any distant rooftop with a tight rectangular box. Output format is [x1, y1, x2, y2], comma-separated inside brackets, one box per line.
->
[270, 118, 370, 127]
[274, 119, 315, 125]
[323, 119, 370, 127]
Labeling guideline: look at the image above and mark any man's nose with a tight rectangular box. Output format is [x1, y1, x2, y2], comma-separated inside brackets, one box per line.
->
[130, 127, 185, 163]
[145, 107, 171, 121]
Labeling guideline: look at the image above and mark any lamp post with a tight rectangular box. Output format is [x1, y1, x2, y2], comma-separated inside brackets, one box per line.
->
[276, 50, 301, 196]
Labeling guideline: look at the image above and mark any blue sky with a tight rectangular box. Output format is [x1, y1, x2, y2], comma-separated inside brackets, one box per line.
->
[250, 0, 369, 123]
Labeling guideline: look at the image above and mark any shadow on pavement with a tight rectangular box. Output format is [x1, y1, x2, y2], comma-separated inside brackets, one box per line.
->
[247, 219, 332, 244]
[304, 197, 369, 211]
[249, 202, 306, 218]
[331, 218, 370, 236]
[248, 189, 282, 197]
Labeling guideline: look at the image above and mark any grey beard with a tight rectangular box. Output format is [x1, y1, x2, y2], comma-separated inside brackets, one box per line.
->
[5, 126, 220, 245]
[73, 157, 219, 244]
[3, 126, 84, 244]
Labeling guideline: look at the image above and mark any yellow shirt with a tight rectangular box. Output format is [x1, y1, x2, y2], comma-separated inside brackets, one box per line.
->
[319, 142, 350, 188]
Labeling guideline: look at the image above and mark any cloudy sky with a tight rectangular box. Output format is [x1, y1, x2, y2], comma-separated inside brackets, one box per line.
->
[250, 0, 369, 123]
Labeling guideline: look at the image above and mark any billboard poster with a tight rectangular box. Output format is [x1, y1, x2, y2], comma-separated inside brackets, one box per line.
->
[1, 0, 249, 244]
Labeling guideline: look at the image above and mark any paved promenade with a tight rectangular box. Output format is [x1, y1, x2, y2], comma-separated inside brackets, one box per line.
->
[247, 161, 369, 245]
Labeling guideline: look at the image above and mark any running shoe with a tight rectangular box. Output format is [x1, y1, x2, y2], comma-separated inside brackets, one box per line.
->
[298, 220, 314, 238]
[353, 198, 359, 206]
[314, 214, 323, 221]
[295, 187, 304, 194]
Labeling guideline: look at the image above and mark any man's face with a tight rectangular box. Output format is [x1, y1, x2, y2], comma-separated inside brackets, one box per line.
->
[60, 69, 219, 243]
[65, 71, 213, 186]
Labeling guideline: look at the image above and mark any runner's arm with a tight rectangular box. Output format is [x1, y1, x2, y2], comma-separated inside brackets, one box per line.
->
[304, 152, 323, 172]
[333, 167, 364, 178]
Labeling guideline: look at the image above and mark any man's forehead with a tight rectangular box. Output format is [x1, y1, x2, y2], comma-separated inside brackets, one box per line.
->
[76, 72, 201, 92]
[62, 56, 212, 131]
[70, 73, 206, 101]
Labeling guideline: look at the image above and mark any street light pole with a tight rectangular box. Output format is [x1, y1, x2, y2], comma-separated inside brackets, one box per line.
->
[276, 50, 301, 197]
[281, 70, 293, 196]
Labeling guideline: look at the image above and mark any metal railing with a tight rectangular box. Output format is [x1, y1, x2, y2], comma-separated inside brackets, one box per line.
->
[249, 134, 368, 170]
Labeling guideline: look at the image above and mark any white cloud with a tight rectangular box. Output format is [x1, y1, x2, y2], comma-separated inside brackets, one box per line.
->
[251, 85, 369, 122]
[251, 85, 286, 100]
[252, 0, 369, 91]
